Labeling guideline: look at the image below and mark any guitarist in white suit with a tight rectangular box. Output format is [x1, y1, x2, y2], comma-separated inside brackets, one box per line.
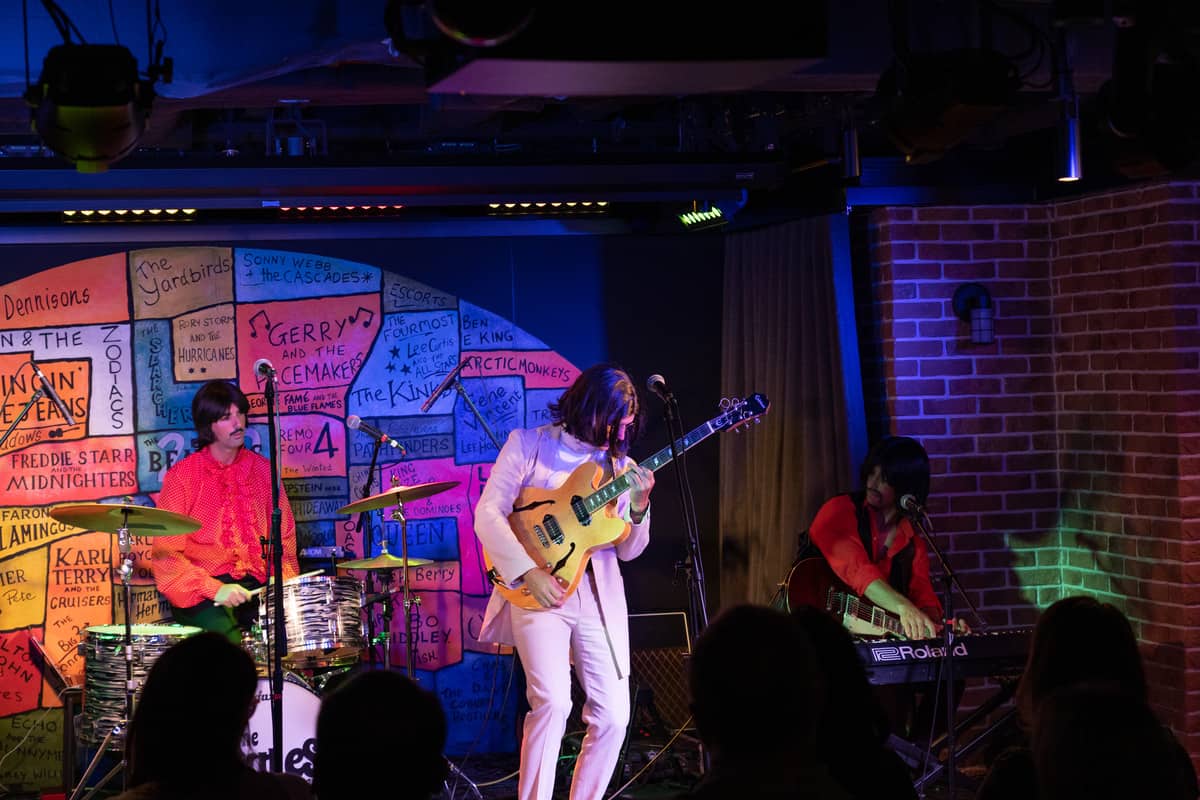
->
[474, 364, 656, 800]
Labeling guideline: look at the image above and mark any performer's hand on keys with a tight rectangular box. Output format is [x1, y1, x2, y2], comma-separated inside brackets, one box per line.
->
[522, 568, 567, 609]
[214, 583, 253, 607]
[897, 600, 939, 640]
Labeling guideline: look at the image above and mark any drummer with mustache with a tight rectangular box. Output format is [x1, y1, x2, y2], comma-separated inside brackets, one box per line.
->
[151, 379, 300, 644]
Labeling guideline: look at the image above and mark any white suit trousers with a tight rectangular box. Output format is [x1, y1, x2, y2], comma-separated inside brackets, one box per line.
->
[509, 569, 631, 800]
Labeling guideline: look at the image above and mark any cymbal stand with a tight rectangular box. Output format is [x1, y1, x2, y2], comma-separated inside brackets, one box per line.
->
[386, 480, 420, 679]
[357, 437, 385, 668]
[70, 508, 137, 800]
[444, 757, 484, 800]
[376, 573, 395, 671]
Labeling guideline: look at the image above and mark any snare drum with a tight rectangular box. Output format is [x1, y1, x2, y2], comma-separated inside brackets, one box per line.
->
[243, 673, 320, 781]
[260, 574, 364, 668]
[79, 623, 202, 745]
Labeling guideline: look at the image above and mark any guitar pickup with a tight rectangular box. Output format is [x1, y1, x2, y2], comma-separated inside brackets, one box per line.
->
[543, 515, 565, 545]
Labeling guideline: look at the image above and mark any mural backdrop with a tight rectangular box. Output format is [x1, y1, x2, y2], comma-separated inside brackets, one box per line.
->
[0, 246, 568, 790]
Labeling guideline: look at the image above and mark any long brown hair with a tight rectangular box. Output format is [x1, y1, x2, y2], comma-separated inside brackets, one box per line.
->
[1015, 595, 1146, 727]
[548, 363, 641, 457]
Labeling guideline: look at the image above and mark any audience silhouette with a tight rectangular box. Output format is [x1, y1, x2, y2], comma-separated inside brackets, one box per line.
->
[113, 631, 310, 800]
[1032, 681, 1193, 800]
[313, 667, 449, 800]
[682, 603, 851, 800]
[978, 595, 1198, 800]
[790, 606, 917, 799]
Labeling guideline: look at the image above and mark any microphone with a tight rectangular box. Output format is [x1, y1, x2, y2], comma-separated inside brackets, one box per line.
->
[420, 355, 473, 413]
[346, 414, 405, 451]
[254, 357, 276, 378]
[645, 374, 674, 402]
[31, 362, 76, 425]
[899, 494, 927, 517]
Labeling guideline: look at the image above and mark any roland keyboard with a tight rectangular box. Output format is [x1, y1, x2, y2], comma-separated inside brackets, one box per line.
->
[856, 628, 1032, 686]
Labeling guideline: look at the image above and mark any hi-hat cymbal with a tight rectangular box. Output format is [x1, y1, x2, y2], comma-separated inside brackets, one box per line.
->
[49, 503, 202, 536]
[336, 480, 460, 515]
[337, 552, 434, 570]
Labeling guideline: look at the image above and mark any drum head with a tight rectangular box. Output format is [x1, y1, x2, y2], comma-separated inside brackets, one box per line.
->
[85, 623, 203, 638]
[244, 675, 320, 782]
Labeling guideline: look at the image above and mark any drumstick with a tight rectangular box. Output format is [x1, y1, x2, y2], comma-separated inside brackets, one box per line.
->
[245, 569, 323, 597]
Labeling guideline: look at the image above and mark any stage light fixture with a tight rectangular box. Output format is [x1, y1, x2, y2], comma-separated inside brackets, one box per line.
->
[25, 44, 157, 173]
[1054, 29, 1083, 182]
[678, 202, 725, 230]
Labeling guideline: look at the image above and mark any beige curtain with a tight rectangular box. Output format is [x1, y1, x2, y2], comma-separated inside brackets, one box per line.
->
[718, 217, 853, 609]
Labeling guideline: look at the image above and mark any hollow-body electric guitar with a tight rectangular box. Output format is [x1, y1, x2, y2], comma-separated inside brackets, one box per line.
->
[786, 557, 905, 638]
[485, 394, 770, 610]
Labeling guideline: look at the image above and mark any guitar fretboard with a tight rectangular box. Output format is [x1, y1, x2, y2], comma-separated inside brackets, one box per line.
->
[838, 592, 905, 638]
[581, 419, 721, 516]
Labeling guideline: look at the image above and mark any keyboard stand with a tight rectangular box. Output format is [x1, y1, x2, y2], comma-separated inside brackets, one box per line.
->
[912, 679, 1018, 793]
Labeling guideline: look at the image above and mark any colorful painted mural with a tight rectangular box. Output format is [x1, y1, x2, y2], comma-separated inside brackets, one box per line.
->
[0, 247, 574, 791]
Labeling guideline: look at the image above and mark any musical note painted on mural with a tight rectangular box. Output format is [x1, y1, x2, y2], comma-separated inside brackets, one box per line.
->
[247, 309, 271, 338]
[348, 306, 375, 329]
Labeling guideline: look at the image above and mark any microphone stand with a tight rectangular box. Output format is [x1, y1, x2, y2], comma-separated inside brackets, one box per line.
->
[662, 394, 709, 637]
[453, 379, 502, 452]
[0, 383, 44, 450]
[356, 438, 384, 668]
[907, 509, 983, 798]
[262, 371, 286, 774]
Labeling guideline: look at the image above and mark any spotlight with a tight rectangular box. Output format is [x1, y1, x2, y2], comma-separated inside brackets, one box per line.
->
[1057, 100, 1083, 182]
[25, 44, 156, 173]
[1055, 28, 1083, 183]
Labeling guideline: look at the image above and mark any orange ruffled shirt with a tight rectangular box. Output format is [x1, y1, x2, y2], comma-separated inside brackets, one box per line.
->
[152, 446, 299, 608]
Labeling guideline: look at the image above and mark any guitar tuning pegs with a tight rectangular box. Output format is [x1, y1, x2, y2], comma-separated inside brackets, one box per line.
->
[718, 397, 731, 410]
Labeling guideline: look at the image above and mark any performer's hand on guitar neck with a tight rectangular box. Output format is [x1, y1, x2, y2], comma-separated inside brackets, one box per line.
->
[626, 464, 655, 518]
[522, 568, 568, 609]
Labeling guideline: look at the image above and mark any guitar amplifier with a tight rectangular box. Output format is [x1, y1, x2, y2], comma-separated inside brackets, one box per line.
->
[628, 611, 694, 732]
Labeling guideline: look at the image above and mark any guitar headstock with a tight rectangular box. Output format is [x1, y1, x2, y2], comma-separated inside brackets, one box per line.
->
[714, 392, 770, 433]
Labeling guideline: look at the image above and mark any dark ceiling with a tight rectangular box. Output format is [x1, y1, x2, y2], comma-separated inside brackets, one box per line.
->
[0, 1, 1197, 218]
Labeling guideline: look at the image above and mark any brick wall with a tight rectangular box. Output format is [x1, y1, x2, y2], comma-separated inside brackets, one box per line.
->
[859, 180, 1200, 754]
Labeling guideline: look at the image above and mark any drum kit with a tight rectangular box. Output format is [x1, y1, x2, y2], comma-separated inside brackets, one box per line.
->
[47, 478, 460, 795]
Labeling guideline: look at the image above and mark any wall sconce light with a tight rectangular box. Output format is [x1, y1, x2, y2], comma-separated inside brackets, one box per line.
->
[953, 283, 994, 345]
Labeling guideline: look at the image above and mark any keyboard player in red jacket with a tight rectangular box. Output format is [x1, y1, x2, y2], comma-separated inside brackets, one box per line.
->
[805, 435, 967, 740]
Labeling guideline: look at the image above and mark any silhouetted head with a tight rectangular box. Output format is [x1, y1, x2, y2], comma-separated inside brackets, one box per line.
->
[191, 379, 250, 448]
[126, 631, 258, 789]
[314, 668, 449, 800]
[689, 604, 823, 762]
[548, 363, 642, 457]
[859, 435, 931, 505]
[791, 605, 892, 747]
[1016, 595, 1146, 726]
[1033, 682, 1185, 800]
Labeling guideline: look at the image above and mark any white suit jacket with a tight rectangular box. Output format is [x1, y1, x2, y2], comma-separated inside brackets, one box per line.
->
[473, 423, 651, 677]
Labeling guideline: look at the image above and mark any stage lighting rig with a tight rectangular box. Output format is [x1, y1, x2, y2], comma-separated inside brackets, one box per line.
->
[23, 1, 171, 173]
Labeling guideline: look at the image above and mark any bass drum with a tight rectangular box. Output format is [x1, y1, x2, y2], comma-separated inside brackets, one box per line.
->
[243, 673, 320, 782]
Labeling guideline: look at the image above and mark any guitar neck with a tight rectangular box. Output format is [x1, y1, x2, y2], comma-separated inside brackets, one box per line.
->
[581, 418, 719, 515]
[842, 593, 906, 638]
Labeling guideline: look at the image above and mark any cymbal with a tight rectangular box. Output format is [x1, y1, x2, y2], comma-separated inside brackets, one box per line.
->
[49, 503, 201, 536]
[337, 552, 434, 570]
[336, 480, 460, 515]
